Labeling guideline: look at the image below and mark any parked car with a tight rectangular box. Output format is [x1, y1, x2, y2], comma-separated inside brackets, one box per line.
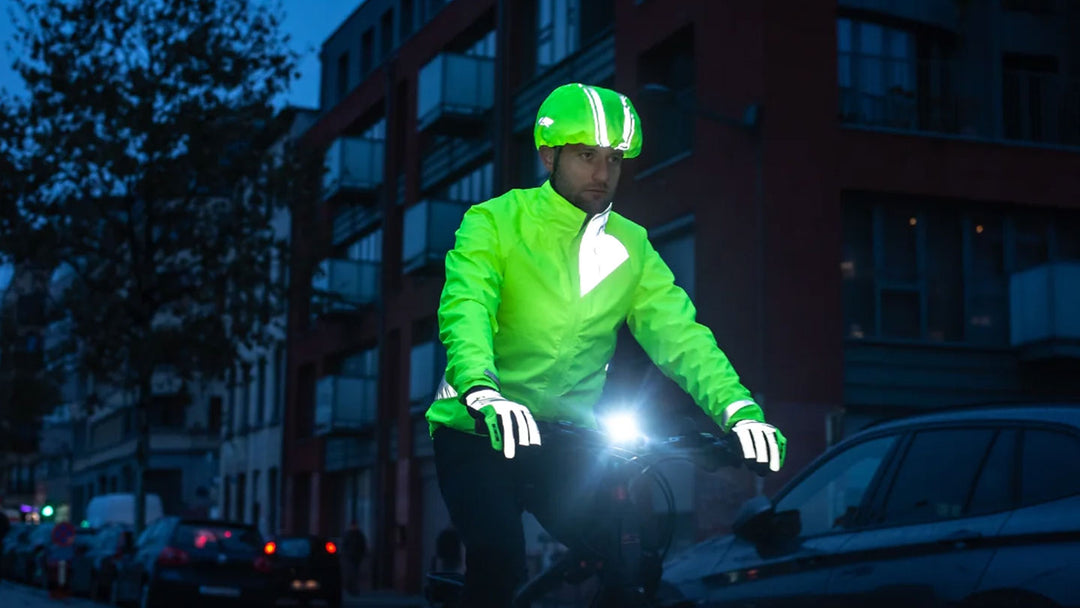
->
[85, 493, 164, 529]
[1, 523, 31, 579]
[265, 535, 343, 607]
[110, 517, 271, 606]
[13, 522, 54, 582]
[69, 522, 132, 600]
[659, 403, 1080, 608]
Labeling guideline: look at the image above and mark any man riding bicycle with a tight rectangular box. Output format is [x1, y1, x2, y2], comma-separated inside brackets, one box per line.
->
[426, 82, 787, 607]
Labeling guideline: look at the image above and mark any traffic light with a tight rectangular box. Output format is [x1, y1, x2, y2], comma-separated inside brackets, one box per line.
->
[41, 504, 55, 518]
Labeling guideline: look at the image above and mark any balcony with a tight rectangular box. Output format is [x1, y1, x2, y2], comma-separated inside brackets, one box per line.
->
[332, 204, 382, 247]
[420, 136, 494, 192]
[323, 137, 385, 205]
[839, 54, 1080, 147]
[314, 376, 377, 435]
[310, 259, 380, 315]
[417, 52, 496, 135]
[1010, 262, 1080, 359]
[401, 199, 470, 273]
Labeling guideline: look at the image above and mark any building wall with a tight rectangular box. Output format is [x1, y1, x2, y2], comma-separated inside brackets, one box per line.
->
[286, 0, 1080, 593]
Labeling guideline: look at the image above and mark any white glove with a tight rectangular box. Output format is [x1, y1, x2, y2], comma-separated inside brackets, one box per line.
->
[465, 389, 542, 459]
[732, 420, 785, 473]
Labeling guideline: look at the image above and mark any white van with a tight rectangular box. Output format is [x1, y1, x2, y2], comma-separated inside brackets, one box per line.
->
[85, 493, 164, 529]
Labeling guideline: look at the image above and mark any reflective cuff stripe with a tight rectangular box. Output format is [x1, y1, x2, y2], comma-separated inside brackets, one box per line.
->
[435, 376, 458, 401]
[721, 400, 757, 429]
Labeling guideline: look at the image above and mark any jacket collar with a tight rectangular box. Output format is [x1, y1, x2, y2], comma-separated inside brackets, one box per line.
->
[535, 180, 613, 236]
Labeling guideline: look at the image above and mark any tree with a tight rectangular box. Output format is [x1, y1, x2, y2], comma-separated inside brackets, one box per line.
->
[2, 0, 317, 533]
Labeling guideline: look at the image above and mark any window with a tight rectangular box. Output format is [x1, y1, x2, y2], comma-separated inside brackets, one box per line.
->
[208, 396, 223, 435]
[637, 27, 695, 168]
[400, 0, 414, 39]
[878, 429, 996, 526]
[1020, 429, 1080, 505]
[838, 18, 917, 128]
[225, 369, 235, 437]
[236, 473, 247, 523]
[773, 435, 897, 537]
[442, 162, 494, 203]
[336, 52, 349, 102]
[968, 430, 1016, 515]
[240, 365, 251, 432]
[842, 198, 1078, 345]
[268, 467, 279, 535]
[272, 347, 284, 424]
[361, 29, 374, 75]
[251, 470, 261, 532]
[381, 9, 394, 57]
[255, 358, 267, 426]
[347, 228, 384, 263]
[535, 0, 578, 73]
[1002, 54, 1061, 143]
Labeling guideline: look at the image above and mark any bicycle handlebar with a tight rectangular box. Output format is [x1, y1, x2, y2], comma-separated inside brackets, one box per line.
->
[535, 420, 745, 472]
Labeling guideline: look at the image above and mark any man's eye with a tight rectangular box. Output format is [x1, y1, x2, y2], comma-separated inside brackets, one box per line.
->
[581, 152, 593, 160]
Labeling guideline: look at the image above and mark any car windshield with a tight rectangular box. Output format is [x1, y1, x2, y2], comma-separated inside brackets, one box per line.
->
[277, 538, 312, 558]
[173, 524, 262, 553]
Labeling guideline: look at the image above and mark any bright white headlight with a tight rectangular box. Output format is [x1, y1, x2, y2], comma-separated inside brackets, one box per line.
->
[602, 411, 644, 444]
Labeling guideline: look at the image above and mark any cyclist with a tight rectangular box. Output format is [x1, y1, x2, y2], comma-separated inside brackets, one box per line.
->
[426, 82, 786, 607]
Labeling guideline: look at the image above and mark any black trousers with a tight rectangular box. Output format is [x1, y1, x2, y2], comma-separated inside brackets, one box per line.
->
[433, 427, 617, 608]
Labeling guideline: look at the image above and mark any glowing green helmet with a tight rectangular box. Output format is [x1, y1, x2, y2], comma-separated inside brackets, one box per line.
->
[534, 83, 643, 159]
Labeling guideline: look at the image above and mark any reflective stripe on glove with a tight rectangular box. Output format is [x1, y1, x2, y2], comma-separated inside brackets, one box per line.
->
[464, 389, 541, 459]
[732, 420, 786, 473]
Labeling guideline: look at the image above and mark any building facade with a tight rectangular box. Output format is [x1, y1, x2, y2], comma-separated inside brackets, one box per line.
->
[219, 108, 317, 538]
[284, 0, 1080, 593]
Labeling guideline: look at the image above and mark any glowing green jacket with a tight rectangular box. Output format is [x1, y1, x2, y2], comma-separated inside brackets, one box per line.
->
[425, 181, 764, 435]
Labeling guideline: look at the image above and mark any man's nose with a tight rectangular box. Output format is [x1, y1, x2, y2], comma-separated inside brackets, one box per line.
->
[593, 159, 609, 184]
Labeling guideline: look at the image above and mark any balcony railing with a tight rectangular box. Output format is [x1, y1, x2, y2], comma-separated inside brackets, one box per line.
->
[1010, 261, 1080, 359]
[311, 259, 381, 314]
[401, 199, 470, 273]
[332, 205, 382, 247]
[314, 375, 377, 435]
[838, 53, 1080, 146]
[420, 136, 494, 192]
[323, 137, 385, 204]
[417, 53, 496, 134]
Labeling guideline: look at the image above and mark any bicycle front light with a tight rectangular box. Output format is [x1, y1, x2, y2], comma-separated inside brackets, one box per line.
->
[601, 411, 645, 445]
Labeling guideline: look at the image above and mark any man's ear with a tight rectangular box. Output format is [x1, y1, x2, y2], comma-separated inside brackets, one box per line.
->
[538, 146, 556, 173]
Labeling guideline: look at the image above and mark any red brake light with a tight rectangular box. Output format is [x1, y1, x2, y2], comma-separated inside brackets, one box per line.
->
[325, 541, 337, 554]
[263, 541, 277, 555]
[156, 546, 190, 566]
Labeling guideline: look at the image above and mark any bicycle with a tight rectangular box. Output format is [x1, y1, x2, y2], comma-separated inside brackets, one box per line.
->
[424, 416, 746, 607]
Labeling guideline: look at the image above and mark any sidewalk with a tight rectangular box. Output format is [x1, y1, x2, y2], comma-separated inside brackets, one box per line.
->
[344, 590, 428, 607]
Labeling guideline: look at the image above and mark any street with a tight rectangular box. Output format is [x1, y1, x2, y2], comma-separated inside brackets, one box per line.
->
[0, 580, 98, 607]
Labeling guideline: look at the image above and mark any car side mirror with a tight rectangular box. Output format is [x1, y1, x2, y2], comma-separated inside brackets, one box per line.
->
[732, 496, 801, 545]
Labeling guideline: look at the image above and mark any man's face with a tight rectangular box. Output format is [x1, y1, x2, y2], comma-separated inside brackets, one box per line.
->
[540, 144, 624, 215]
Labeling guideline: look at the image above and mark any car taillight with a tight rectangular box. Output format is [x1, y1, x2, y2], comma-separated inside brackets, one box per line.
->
[325, 541, 337, 555]
[254, 556, 273, 573]
[156, 546, 190, 567]
[263, 541, 277, 555]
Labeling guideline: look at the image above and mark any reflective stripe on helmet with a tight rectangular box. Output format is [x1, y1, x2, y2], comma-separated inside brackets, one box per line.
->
[578, 84, 611, 148]
[616, 94, 635, 152]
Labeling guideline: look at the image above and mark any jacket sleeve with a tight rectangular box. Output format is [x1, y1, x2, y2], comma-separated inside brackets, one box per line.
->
[626, 239, 764, 431]
[438, 205, 503, 396]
